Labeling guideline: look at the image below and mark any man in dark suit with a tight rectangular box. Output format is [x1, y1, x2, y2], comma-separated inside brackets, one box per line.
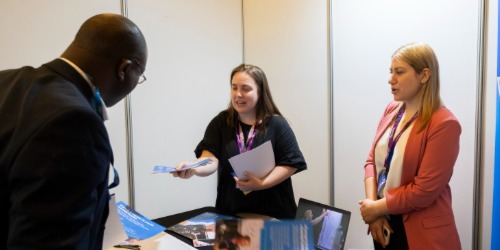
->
[0, 13, 147, 249]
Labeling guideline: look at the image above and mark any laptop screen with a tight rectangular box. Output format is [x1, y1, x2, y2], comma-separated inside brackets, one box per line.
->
[295, 198, 351, 250]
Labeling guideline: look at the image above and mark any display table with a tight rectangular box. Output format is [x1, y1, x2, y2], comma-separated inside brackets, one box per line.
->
[152, 206, 276, 249]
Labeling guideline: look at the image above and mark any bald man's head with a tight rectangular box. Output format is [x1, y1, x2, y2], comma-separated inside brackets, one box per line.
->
[61, 13, 148, 107]
[72, 13, 147, 60]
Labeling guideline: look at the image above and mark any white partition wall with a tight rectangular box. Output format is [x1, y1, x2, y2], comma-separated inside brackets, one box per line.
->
[0, 1, 119, 68]
[332, 0, 479, 249]
[243, 0, 330, 206]
[126, 0, 242, 219]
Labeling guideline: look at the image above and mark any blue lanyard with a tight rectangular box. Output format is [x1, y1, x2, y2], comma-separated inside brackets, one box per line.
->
[91, 89, 118, 189]
[383, 105, 418, 171]
[91, 89, 104, 120]
[109, 164, 120, 189]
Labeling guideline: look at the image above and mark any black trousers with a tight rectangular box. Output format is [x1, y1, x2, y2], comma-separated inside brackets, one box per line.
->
[374, 214, 409, 250]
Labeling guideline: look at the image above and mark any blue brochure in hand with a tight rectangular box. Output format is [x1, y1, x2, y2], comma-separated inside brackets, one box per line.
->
[152, 158, 212, 174]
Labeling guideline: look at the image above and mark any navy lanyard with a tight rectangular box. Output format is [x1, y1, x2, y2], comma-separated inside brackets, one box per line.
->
[383, 105, 418, 171]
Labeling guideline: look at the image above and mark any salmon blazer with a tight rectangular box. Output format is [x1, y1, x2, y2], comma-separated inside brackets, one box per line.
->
[364, 101, 461, 249]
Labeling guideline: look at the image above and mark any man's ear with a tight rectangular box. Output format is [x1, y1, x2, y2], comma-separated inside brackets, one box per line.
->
[117, 59, 133, 81]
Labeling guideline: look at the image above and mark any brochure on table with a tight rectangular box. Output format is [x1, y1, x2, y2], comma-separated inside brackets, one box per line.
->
[214, 218, 314, 250]
[115, 201, 166, 241]
[103, 196, 192, 249]
[167, 212, 237, 247]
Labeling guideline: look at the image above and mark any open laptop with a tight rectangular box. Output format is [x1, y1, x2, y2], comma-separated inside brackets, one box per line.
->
[295, 198, 351, 250]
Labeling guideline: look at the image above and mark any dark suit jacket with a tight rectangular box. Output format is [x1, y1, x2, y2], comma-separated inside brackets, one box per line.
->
[0, 59, 112, 249]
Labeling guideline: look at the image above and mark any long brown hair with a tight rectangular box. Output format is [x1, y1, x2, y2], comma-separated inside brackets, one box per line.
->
[392, 42, 441, 131]
[226, 64, 282, 134]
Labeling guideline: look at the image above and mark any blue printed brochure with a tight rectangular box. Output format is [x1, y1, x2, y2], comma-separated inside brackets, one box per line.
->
[152, 158, 212, 173]
[214, 219, 314, 250]
[167, 212, 237, 247]
[116, 201, 166, 241]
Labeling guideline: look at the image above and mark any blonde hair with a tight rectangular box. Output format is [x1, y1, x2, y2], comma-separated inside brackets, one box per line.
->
[392, 42, 442, 131]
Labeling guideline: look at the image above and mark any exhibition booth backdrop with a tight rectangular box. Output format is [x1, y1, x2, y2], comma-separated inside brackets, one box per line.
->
[0, 0, 496, 249]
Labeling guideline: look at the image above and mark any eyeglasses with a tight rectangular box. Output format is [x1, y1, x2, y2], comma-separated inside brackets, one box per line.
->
[130, 59, 147, 84]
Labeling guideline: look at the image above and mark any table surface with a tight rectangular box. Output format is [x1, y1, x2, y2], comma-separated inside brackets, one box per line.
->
[152, 206, 276, 249]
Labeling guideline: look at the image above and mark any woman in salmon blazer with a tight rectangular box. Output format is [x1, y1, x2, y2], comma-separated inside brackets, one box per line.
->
[358, 42, 461, 250]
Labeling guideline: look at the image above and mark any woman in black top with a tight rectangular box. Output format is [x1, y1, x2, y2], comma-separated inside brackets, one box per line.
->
[173, 64, 306, 219]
